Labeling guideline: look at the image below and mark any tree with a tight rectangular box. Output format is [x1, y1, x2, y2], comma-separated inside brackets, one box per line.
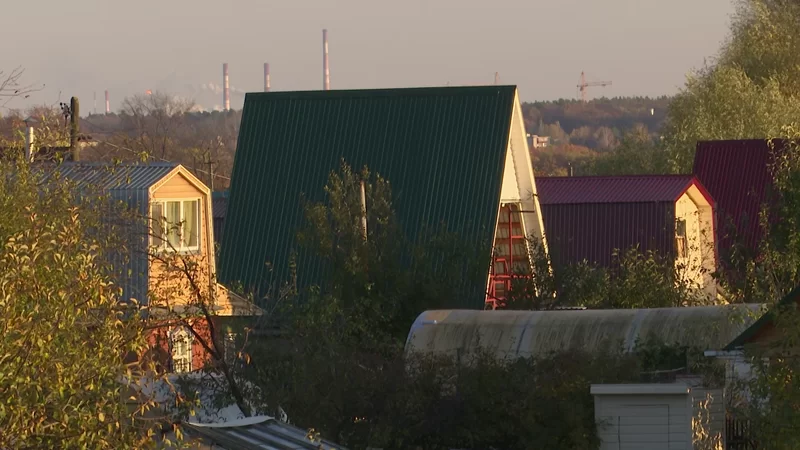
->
[117, 91, 195, 160]
[584, 124, 673, 175]
[0, 67, 41, 108]
[662, 0, 800, 172]
[0, 158, 162, 448]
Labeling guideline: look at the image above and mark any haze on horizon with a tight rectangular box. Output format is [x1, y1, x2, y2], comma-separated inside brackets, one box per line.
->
[1, 0, 734, 112]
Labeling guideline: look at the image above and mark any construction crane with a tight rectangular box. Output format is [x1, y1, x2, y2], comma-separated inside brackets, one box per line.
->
[576, 71, 611, 102]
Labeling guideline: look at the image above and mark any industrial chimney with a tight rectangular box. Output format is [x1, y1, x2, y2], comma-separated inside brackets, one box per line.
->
[104, 90, 110, 114]
[223, 63, 231, 111]
[322, 29, 330, 90]
[264, 63, 271, 92]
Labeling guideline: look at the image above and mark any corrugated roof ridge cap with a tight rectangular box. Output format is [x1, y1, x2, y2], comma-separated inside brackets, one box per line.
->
[245, 85, 517, 100]
[538, 174, 693, 180]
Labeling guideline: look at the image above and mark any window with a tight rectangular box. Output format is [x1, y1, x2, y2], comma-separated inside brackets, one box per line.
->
[169, 327, 192, 373]
[675, 219, 687, 259]
[223, 332, 237, 367]
[151, 199, 201, 252]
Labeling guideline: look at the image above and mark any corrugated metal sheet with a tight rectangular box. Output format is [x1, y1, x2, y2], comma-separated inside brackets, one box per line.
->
[185, 416, 347, 450]
[693, 139, 784, 256]
[219, 86, 517, 308]
[535, 175, 695, 204]
[538, 199, 676, 270]
[57, 162, 178, 304]
[405, 305, 763, 360]
[212, 197, 227, 247]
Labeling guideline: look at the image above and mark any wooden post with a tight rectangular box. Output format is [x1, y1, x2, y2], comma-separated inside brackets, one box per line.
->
[360, 180, 367, 240]
[69, 97, 80, 161]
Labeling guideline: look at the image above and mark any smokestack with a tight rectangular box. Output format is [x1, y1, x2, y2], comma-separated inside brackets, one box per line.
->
[264, 63, 271, 92]
[323, 29, 330, 90]
[94, 91, 97, 115]
[105, 90, 110, 114]
[223, 63, 230, 111]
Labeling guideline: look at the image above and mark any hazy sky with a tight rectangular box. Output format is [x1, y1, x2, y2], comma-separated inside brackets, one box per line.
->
[2, 0, 735, 112]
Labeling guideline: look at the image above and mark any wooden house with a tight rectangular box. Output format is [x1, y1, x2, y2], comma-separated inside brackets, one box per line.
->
[59, 162, 259, 373]
[218, 86, 548, 310]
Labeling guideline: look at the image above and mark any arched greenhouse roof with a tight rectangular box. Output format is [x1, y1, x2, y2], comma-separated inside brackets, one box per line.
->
[405, 305, 764, 361]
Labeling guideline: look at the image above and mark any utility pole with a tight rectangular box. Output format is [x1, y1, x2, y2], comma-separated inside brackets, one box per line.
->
[205, 154, 216, 192]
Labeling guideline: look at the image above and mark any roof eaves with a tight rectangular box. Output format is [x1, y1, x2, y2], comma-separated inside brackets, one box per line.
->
[723, 285, 800, 350]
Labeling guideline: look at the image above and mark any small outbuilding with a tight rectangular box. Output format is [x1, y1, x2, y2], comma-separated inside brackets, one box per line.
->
[591, 382, 724, 450]
[535, 175, 717, 297]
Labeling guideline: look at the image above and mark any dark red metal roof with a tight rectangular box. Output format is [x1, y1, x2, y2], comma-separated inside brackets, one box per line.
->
[535, 175, 715, 270]
[540, 202, 675, 269]
[535, 175, 697, 205]
[692, 139, 784, 255]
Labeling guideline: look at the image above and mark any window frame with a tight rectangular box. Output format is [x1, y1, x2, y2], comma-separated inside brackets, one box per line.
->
[169, 327, 193, 374]
[675, 218, 688, 259]
[150, 197, 202, 253]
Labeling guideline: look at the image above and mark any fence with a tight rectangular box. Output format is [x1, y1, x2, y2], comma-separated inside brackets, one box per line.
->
[726, 416, 758, 450]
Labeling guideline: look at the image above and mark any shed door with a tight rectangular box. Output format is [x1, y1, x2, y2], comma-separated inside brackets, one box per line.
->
[617, 404, 672, 450]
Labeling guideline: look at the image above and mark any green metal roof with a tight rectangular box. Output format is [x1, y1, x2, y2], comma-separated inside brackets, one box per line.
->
[219, 86, 518, 308]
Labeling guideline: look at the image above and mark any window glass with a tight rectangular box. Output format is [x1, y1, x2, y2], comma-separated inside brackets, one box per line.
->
[166, 201, 181, 248]
[183, 200, 198, 248]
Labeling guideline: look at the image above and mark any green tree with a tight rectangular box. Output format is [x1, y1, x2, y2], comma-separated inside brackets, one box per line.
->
[662, 0, 800, 171]
[0, 159, 161, 448]
[583, 124, 672, 175]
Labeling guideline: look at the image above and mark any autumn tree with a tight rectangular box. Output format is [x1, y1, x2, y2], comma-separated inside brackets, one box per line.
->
[0, 158, 164, 448]
[584, 124, 673, 175]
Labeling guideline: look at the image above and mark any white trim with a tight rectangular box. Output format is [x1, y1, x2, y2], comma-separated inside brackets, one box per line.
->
[150, 198, 202, 253]
[590, 384, 690, 396]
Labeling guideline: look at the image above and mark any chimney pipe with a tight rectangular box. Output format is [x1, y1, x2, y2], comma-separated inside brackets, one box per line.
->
[104, 90, 110, 114]
[323, 29, 330, 90]
[264, 63, 271, 92]
[24, 126, 34, 163]
[223, 63, 230, 111]
[69, 96, 80, 162]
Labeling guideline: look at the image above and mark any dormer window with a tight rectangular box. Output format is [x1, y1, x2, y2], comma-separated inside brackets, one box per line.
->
[151, 199, 201, 252]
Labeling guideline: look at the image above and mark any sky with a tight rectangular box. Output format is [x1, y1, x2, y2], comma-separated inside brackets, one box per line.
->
[1, 0, 735, 112]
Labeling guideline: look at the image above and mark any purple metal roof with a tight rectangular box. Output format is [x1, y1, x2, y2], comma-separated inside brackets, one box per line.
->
[692, 139, 783, 255]
[535, 175, 696, 205]
[534, 175, 716, 269]
[541, 202, 675, 269]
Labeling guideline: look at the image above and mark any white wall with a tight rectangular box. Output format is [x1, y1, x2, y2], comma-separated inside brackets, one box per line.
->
[595, 394, 690, 450]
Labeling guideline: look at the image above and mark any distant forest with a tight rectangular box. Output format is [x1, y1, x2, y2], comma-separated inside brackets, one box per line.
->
[521, 96, 673, 176]
[1, 94, 675, 185]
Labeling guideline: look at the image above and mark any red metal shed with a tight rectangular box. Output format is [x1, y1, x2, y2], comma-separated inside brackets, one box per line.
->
[536, 175, 714, 270]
